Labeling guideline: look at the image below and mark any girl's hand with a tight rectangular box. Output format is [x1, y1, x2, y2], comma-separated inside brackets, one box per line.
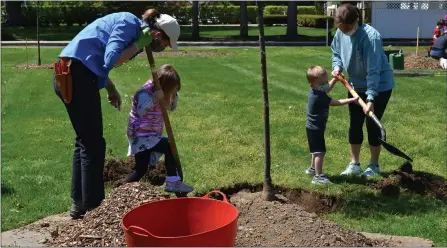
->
[153, 89, 164, 104]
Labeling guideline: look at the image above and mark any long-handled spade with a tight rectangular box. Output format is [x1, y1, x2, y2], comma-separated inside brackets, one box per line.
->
[144, 46, 186, 197]
[334, 75, 413, 162]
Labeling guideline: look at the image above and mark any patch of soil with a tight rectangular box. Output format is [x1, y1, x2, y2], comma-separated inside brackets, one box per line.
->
[103, 157, 167, 187]
[13, 64, 54, 70]
[231, 190, 390, 247]
[138, 50, 230, 58]
[376, 162, 447, 199]
[46, 183, 170, 247]
[404, 54, 441, 70]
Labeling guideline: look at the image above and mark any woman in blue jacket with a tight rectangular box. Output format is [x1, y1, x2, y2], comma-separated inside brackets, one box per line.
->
[330, 4, 395, 178]
[53, 9, 180, 219]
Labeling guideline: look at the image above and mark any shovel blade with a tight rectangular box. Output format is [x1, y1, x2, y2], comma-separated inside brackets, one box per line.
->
[379, 138, 413, 162]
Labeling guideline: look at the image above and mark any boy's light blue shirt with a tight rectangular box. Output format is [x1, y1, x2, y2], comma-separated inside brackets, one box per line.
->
[58, 12, 148, 89]
[331, 24, 395, 101]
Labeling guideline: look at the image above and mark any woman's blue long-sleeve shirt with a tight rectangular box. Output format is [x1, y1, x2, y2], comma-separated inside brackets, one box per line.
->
[331, 24, 395, 101]
[59, 12, 148, 89]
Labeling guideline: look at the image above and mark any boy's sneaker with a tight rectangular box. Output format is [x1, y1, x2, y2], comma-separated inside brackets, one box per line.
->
[362, 163, 380, 177]
[305, 167, 316, 176]
[312, 174, 331, 184]
[165, 180, 194, 193]
[340, 162, 363, 176]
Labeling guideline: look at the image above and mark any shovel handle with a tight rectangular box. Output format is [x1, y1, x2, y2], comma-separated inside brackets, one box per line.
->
[334, 74, 386, 140]
[144, 46, 184, 181]
[334, 75, 370, 113]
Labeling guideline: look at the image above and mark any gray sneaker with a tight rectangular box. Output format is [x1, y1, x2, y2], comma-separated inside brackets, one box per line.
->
[312, 174, 332, 184]
[362, 164, 380, 177]
[305, 167, 316, 176]
[165, 180, 194, 193]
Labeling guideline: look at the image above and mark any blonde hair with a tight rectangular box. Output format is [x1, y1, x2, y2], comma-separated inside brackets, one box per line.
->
[306, 65, 327, 86]
[156, 64, 181, 103]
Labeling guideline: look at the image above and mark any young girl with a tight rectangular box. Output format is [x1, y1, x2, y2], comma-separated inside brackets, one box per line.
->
[124, 64, 193, 193]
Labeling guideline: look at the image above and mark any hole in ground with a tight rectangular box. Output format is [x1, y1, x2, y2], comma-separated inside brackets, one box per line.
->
[194, 183, 343, 215]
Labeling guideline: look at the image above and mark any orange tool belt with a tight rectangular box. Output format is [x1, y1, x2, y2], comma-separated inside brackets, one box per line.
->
[54, 57, 73, 104]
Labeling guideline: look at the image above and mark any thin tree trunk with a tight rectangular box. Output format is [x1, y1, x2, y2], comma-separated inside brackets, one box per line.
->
[240, 1, 248, 38]
[286, 1, 298, 39]
[192, 1, 200, 40]
[257, 2, 275, 201]
[37, 1, 41, 66]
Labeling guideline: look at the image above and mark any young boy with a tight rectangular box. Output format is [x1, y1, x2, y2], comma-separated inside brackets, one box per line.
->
[305, 66, 358, 184]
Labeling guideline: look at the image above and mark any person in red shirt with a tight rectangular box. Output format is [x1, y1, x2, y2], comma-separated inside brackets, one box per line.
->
[433, 19, 444, 43]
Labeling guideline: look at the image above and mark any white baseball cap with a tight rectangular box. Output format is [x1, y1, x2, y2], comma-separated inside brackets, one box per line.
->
[156, 14, 180, 51]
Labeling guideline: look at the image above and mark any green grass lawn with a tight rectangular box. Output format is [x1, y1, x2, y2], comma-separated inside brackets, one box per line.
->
[2, 25, 330, 41]
[2, 47, 446, 245]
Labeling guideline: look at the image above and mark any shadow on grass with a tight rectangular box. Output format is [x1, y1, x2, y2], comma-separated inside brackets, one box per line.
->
[339, 190, 446, 220]
[1, 182, 15, 196]
[328, 175, 370, 186]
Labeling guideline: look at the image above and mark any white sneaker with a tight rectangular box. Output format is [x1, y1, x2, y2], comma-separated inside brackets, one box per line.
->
[340, 162, 363, 176]
[440, 58, 447, 69]
[362, 164, 380, 177]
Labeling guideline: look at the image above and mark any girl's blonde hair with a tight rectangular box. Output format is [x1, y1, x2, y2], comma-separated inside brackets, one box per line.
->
[156, 64, 181, 103]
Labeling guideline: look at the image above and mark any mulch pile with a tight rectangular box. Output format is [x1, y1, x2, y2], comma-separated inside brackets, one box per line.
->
[404, 54, 441, 70]
[376, 162, 447, 199]
[46, 183, 170, 247]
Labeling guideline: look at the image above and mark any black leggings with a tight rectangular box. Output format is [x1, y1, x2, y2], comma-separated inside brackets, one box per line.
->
[348, 90, 392, 146]
[125, 137, 179, 182]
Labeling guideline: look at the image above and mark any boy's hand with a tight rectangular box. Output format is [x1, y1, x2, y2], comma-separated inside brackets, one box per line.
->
[351, 96, 359, 105]
[153, 89, 164, 104]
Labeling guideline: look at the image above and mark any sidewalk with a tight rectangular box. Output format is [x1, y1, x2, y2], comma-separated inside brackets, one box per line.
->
[1, 40, 431, 47]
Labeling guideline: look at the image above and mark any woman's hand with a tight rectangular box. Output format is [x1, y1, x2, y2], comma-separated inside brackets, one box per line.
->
[106, 79, 122, 111]
[331, 69, 345, 78]
[364, 101, 374, 115]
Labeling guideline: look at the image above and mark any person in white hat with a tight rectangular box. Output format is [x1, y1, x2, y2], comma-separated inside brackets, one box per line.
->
[54, 9, 181, 220]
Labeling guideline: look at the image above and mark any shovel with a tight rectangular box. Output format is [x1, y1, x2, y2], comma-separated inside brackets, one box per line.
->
[334, 75, 413, 162]
[144, 46, 186, 197]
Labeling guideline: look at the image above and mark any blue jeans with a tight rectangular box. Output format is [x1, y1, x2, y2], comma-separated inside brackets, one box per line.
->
[430, 47, 446, 59]
[53, 60, 105, 209]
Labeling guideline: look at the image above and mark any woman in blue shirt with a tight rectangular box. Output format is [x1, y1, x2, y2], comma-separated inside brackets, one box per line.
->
[330, 4, 395, 178]
[53, 9, 180, 219]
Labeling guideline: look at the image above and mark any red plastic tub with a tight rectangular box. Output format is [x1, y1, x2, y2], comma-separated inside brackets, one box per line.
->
[121, 190, 238, 247]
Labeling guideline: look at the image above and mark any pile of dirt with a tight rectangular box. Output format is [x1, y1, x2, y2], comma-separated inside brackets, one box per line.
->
[376, 162, 447, 199]
[46, 183, 170, 247]
[404, 54, 441, 70]
[232, 190, 390, 247]
[103, 157, 167, 187]
[13, 64, 54, 70]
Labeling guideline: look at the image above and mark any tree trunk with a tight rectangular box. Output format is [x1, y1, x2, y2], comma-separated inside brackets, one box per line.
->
[37, 1, 41, 66]
[5, 1, 24, 26]
[240, 1, 248, 38]
[192, 1, 200, 40]
[256, 3, 275, 202]
[286, 1, 298, 39]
